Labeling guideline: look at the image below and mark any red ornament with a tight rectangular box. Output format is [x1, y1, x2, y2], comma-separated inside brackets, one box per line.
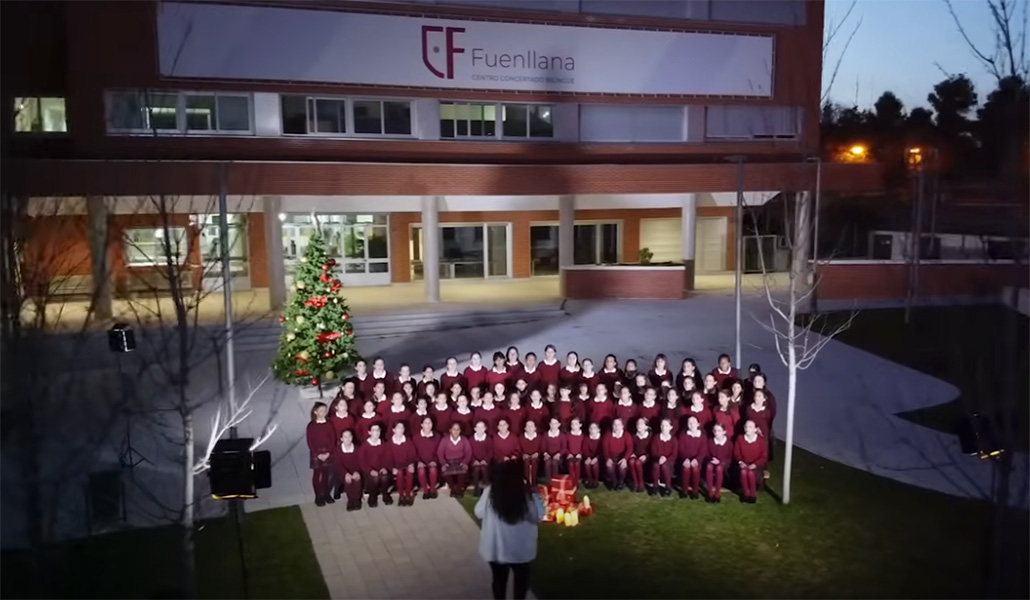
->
[311, 379, 319, 386]
[278, 315, 285, 323]
[321, 263, 329, 271]
[324, 351, 332, 358]
[295, 369, 309, 376]
[319, 273, 329, 283]
[342, 314, 348, 321]
[328, 259, 337, 266]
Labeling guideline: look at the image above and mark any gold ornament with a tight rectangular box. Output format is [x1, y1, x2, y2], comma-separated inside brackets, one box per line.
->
[342, 352, 349, 359]
[299, 350, 310, 360]
[333, 298, 339, 304]
[300, 257, 308, 263]
[317, 323, 325, 330]
[297, 281, 306, 290]
[286, 333, 296, 341]
[296, 315, 305, 324]
[290, 283, 297, 291]
[325, 371, 335, 379]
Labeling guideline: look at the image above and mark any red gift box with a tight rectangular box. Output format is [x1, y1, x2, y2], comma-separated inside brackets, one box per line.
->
[549, 475, 577, 504]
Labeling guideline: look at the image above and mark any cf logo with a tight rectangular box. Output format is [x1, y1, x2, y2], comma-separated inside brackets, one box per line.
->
[421, 25, 465, 80]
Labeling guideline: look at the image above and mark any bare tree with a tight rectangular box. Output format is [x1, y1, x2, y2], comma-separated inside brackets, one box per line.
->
[822, 0, 863, 104]
[945, 0, 1029, 82]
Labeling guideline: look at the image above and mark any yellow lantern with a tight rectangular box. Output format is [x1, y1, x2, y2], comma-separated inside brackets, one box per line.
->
[555, 508, 565, 524]
[582, 496, 591, 510]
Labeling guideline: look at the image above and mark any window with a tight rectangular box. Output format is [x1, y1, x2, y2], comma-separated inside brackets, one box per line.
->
[580, 104, 685, 143]
[105, 90, 253, 134]
[314, 98, 347, 134]
[705, 106, 801, 140]
[13, 97, 67, 133]
[279, 95, 413, 137]
[442, 102, 552, 139]
[354, 100, 412, 135]
[123, 227, 189, 265]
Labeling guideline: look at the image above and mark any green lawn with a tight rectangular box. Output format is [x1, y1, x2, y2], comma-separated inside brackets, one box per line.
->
[0, 506, 329, 599]
[462, 444, 1030, 599]
[823, 305, 1030, 451]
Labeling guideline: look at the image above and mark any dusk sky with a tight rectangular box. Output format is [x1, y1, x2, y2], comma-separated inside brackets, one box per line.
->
[823, 0, 1023, 111]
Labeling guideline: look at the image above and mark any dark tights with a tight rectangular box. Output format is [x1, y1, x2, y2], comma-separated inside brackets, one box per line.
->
[489, 561, 531, 600]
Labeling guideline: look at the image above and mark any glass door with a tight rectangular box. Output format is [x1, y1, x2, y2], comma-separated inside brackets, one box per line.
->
[195, 213, 250, 291]
[283, 214, 391, 287]
[487, 225, 508, 277]
[410, 223, 511, 280]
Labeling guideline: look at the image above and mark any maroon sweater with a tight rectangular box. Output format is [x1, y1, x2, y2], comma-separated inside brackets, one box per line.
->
[389, 437, 417, 469]
[409, 410, 431, 436]
[370, 372, 391, 395]
[355, 413, 381, 439]
[541, 431, 566, 456]
[677, 431, 708, 461]
[707, 437, 733, 466]
[492, 432, 520, 461]
[586, 399, 614, 426]
[519, 433, 542, 456]
[504, 405, 527, 435]
[470, 434, 494, 462]
[485, 368, 511, 391]
[440, 372, 464, 394]
[614, 402, 638, 427]
[650, 434, 678, 462]
[538, 360, 561, 389]
[676, 372, 703, 394]
[711, 367, 739, 388]
[333, 443, 362, 474]
[382, 406, 411, 433]
[648, 369, 675, 390]
[745, 404, 773, 438]
[416, 378, 439, 398]
[598, 368, 623, 393]
[463, 366, 488, 392]
[412, 431, 441, 464]
[583, 434, 602, 459]
[306, 421, 337, 466]
[450, 408, 475, 435]
[558, 367, 581, 390]
[475, 405, 503, 433]
[712, 408, 739, 438]
[752, 387, 778, 424]
[684, 405, 713, 432]
[550, 400, 579, 426]
[430, 405, 453, 435]
[519, 367, 542, 391]
[351, 374, 374, 399]
[437, 436, 473, 465]
[638, 402, 662, 431]
[330, 412, 355, 441]
[631, 433, 651, 458]
[734, 434, 768, 468]
[580, 372, 600, 395]
[524, 403, 549, 429]
[602, 432, 632, 461]
[358, 440, 391, 472]
[565, 432, 585, 457]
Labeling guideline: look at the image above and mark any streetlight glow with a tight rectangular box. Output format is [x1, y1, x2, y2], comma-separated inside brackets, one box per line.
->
[849, 144, 867, 157]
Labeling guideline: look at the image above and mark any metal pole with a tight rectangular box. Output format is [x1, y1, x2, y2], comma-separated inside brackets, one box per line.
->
[809, 157, 822, 314]
[217, 163, 237, 436]
[734, 157, 745, 368]
[903, 164, 919, 324]
[912, 165, 926, 307]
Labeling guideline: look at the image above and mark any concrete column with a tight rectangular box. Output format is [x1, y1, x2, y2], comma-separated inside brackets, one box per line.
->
[681, 193, 698, 292]
[558, 195, 575, 297]
[421, 195, 441, 303]
[263, 196, 287, 311]
[85, 196, 112, 320]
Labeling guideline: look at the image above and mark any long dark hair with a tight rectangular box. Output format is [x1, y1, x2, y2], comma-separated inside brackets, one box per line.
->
[489, 460, 532, 525]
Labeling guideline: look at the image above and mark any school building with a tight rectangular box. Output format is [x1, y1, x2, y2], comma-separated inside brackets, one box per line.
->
[3, 0, 883, 311]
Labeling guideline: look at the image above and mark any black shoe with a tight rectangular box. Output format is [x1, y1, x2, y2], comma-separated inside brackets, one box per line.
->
[689, 493, 699, 500]
[714, 496, 721, 503]
[738, 496, 746, 503]
[422, 491, 431, 500]
[431, 491, 439, 499]
[383, 493, 394, 505]
[747, 497, 757, 504]
[324, 495, 335, 505]
[661, 488, 672, 497]
[646, 487, 656, 496]
[333, 489, 342, 500]
[315, 497, 326, 507]
[368, 496, 378, 508]
[704, 496, 712, 503]
[346, 501, 356, 512]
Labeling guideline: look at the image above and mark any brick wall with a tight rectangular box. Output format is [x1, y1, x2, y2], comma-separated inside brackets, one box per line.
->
[562, 267, 686, 300]
[816, 261, 1030, 301]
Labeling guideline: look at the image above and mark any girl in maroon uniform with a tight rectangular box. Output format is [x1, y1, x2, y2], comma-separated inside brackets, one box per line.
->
[307, 402, 337, 506]
[384, 392, 411, 432]
[565, 417, 585, 485]
[524, 389, 549, 430]
[451, 394, 475, 434]
[475, 391, 502, 432]
[448, 381, 463, 406]
[415, 364, 438, 398]
[705, 422, 732, 503]
[370, 357, 390, 395]
[746, 390, 772, 440]
[463, 352, 487, 393]
[335, 380, 360, 417]
[711, 353, 739, 388]
[413, 416, 441, 500]
[603, 418, 632, 490]
[583, 421, 603, 489]
[678, 415, 708, 500]
[685, 390, 713, 434]
[579, 359, 599, 396]
[519, 419, 543, 484]
[513, 377, 530, 401]
[520, 352, 541, 391]
[420, 382, 438, 407]
[468, 385, 483, 408]
[437, 422, 473, 497]
[356, 400, 380, 442]
[430, 392, 453, 435]
[330, 396, 356, 442]
[370, 381, 389, 412]
[542, 417, 566, 480]
[409, 397, 430, 435]
[492, 417, 520, 462]
[576, 381, 592, 406]
[333, 429, 363, 510]
[729, 380, 746, 415]
[662, 388, 687, 432]
[630, 372, 649, 401]
[359, 423, 391, 507]
[538, 344, 561, 390]
[389, 422, 417, 506]
[623, 359, 639, 386]
[350, 359, 372, 398]
[751, 373, 778, 465]
[712, 389, 740, 437]
[550, 385, 577, 427]
[614, 386, 638, 429]
[734, 420, 768, 503]
[676, 358, 702, 394]
[491, 382, 508, 407]
[587, 383, 615, 431]
[558, 351, 581, 390]
[393, 363, 415, 399]
[648, 354, 674, 390]
[650, 418, 678, 497]
[638, 386, 662, 431]
[679, 374, 698, 400]
[439, 357, 464, 395]
[599, 354, 623, 394]
[702, 373, 720, 406]
[469, 420, 493, 496]
[504, 346, 523, 378]
[629, 418, 652, 493]
[504, 392, 526, 437]
[401, 381, 416, 405]
[486, 351, 510, 391]
[544, 383, 558, 406]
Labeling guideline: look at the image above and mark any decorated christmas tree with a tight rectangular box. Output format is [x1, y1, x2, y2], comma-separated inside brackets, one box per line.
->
[272, 231, 357, 393]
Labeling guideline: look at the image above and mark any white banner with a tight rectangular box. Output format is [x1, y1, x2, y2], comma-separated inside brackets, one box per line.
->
[157, 2, 774, 97]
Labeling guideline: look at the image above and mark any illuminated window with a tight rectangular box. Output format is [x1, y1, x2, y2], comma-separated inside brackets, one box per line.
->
[442, 102, 552, 140]
[123, 227, 188, 266]
[13, 97, 67, 133]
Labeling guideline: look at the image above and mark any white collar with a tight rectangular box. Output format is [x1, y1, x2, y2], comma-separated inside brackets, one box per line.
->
[751, 404, 766, 412]
[686, 429, 702, 438]
[543, 358, 558, 366]
[611, 430, 624, 439]
[713, 437, 727, 446]
[654, 368, 667, 375]
[372, 371, 387, 378]
[334, 410, 348, 418]
[659, 432, 673, 442]
[467, 364, 483, 371]
[497, 431, 510, 439]
[450, 436, 463, 445]
[420, 430, 435, 438]
[636, 431, 649, 439]
[507, 404, 521, 411]
[391, 435, 406, 444]
[390, 405, 405, 413]
[603, 367, 618, 373]
[433, 404, 449, 411]
[340, 443, 355, 453]
[445, 369, 458, 376]
[582, 371, 595, 378]
[492, 367, 507, 374]
[690, 404, 705, 412]
[366, 438, 382, 446]
[530, 401, 544, 409]
[523, 432, 537, 440]
[361, 412, 376, 418]
[589, 433, 601, 440]
[506, 361, 520, 367]
[547, 430, 561, 438]
[522, 365, 536, 374]
[456, 407, 471, 414]
[355, 373, 367, 380]
[474, 432, 488, 442]
[744, 433, 758, 443]
[564, 365, 580, 372]
[642, 400, 655, 408]
[570, 430, 582, 436]
[617, 399, 633, 406]
[415, 408, 427, 415]
[480, 404, 496, 411]
[717, 367, 732, 375]
[315, 418, 327, 424]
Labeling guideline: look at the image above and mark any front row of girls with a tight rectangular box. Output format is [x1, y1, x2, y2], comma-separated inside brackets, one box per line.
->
[308, 400, 769, 510]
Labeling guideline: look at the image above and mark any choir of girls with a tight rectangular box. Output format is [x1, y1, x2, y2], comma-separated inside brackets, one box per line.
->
[305, 346, 776, 509]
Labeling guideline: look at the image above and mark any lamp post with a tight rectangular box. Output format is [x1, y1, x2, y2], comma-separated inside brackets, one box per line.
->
[725, 155, 746, 368]
[904, 147, 929, 325]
